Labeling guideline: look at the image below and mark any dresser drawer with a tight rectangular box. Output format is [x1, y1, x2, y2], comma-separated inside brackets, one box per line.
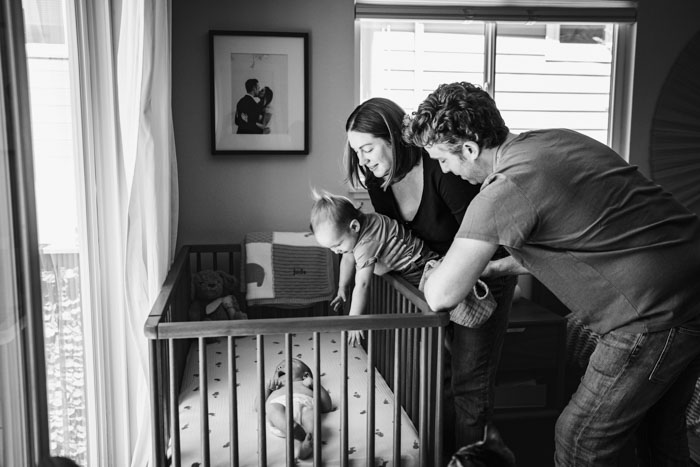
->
[498, 298, 566, 371]
[499, 323, 563, 371]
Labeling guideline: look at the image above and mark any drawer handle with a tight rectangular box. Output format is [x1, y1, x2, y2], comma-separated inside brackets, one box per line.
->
[507, 327, 526, 333]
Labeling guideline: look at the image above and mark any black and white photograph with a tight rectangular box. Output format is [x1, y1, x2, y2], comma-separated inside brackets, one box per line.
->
[210, 31, 308, 154]
[4, 1, 700, 467]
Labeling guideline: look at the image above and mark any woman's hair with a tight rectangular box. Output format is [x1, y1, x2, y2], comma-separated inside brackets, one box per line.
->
[404, 82, 509, 156]
[344, 97, 423, 190]
[260, 86, 273, 107]
[309, 188, 361, 233]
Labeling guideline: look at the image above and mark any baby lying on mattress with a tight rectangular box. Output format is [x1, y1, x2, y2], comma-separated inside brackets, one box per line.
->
[263, 358, 333, 460]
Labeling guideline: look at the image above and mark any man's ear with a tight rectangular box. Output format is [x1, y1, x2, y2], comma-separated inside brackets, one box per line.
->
[349, 219, 361, 233]
[462, 141, 481, 161]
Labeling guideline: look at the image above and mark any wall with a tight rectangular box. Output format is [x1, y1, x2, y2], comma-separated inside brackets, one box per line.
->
[174, 0, 700, 247]
[629, 0, 700, 176]
[173, 0, 355, 246]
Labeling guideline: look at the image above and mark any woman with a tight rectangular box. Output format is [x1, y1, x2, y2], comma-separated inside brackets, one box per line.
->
[341, 97, 517, 453]
[256, 86, 274, 134]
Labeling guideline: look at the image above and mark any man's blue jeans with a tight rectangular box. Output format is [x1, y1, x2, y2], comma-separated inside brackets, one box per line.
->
[555, 322, 700, 466]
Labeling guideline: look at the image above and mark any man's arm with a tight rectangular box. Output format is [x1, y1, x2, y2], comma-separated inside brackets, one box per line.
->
[424, 237, 498, 311]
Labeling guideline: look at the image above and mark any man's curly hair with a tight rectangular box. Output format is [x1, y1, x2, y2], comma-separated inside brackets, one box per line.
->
[403, 82, 509, 155]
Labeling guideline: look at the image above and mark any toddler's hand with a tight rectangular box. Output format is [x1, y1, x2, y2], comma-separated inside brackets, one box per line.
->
[348, 330, 364, 348]
[331, 288, 348, 313]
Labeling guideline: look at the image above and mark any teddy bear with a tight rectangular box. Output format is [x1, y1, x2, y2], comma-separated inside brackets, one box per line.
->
[188, 269, 248, 321]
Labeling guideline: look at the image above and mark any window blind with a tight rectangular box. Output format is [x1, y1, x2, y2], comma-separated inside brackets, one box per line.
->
[355, 2, 637, 23]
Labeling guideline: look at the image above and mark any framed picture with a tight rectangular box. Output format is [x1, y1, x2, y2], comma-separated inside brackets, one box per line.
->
[210, 31, 309, 155]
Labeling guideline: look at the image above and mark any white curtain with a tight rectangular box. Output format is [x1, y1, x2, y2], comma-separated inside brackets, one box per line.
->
[80, 0, 177, 465]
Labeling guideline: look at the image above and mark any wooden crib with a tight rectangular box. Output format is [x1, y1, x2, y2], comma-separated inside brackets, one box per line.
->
[144, 244, 450, 467]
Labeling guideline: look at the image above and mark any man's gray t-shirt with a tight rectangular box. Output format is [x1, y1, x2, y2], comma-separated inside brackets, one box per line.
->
[458, 129, 700, 334]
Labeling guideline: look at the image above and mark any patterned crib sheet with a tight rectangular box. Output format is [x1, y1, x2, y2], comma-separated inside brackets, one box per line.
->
[177, 332, 421, 466]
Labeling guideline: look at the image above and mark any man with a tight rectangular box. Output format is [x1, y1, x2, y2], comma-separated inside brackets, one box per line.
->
[235, 78, 263, 134]
[404, 81, 700, 466]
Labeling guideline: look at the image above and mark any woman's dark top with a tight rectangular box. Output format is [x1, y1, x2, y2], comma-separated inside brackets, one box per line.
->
[368, 151, 510, 298]
[368, 151, 479, 256]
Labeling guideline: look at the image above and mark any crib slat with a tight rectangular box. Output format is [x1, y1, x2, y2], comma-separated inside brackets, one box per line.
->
[434, 326, 445, 467]
[149, 340, 164, 467]
[198, 337, 210, 466]
[419, 328, 429, 467]
[313, 332, 322, 466]
[227, 336, 239, 467]
[400, 297, 409, 418]
[257, 335, 267, 467]
[285, 334, 294, 467]
[426, 326, 434, 438]
[169, 339, 181, 467]
[367, 330, 375, 467]
[392, 328, 401, 466]
[412, 327, 420, 421]
[340, 331, 349, 467]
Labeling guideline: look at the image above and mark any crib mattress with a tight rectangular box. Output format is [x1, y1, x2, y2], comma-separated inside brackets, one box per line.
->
[177, 332, 421, 466]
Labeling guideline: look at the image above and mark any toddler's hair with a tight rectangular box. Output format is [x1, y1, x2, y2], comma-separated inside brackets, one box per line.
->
[309, 188, 361, 233]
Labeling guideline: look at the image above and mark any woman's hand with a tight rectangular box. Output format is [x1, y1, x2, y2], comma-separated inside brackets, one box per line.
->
[481, 256, 529, 278]
[378, 237, 412, 270]
[348, 330, 364, 347]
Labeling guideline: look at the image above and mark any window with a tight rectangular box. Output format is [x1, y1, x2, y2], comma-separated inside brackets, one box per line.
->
[357, 5, 636, 155]
[22, 0, 91, 464]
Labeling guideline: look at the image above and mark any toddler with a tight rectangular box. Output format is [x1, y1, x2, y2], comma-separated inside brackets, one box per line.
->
[310, 189, 495, 346]
[264, 358, 332, 460]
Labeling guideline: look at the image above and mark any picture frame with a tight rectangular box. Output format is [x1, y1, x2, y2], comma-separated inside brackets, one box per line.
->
[209, 31, 309, 155]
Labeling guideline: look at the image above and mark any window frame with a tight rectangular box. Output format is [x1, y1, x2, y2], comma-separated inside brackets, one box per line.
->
[354, 3, 636, 159]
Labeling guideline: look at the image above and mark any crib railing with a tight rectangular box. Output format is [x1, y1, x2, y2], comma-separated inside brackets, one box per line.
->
[144, 244, 449, 467]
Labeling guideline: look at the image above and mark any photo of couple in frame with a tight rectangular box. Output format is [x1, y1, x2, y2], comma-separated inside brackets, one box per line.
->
[210, 31, 309, 155]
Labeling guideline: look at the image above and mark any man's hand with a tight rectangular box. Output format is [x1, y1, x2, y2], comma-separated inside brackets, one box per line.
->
[241, 112, 248, 123]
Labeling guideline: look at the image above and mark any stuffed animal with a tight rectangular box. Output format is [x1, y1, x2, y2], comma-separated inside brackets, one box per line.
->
[188, 269, 247, 321]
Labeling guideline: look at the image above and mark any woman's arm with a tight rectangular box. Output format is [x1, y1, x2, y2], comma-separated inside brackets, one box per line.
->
[482, 256, 529, 278]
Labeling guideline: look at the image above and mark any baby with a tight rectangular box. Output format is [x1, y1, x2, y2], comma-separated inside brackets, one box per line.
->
[310, 189, 440, 346]
[264, 358, 332, 460]
[310, 189, 495, 346]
